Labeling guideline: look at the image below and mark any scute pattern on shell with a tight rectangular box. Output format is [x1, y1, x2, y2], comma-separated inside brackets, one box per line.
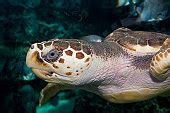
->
[150, 38, 170, 81]
[105, 28, 168, 53]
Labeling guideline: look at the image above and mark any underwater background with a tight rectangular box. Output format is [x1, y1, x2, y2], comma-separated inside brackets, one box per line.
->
[0, 0, 170, 113]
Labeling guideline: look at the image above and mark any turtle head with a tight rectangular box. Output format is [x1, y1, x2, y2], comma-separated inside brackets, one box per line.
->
[26, 39, 93, 84]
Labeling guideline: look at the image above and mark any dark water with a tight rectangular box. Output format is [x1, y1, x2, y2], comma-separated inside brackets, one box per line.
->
[0, 0, 170, 113]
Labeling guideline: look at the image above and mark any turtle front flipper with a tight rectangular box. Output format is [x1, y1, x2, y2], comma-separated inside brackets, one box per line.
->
[39, 83, 65, 106]
[150, 38, 170, 81]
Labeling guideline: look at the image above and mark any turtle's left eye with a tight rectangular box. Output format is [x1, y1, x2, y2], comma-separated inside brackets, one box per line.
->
[45, 49, 61, 62]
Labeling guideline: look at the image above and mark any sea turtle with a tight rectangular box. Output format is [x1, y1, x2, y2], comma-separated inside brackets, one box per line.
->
[26, 28, 170, 106]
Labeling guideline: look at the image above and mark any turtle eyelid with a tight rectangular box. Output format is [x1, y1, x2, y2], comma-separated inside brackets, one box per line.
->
[43, 49, 62, 62]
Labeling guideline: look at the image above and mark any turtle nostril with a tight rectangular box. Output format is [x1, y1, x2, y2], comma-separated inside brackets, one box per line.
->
[50, 72, 54, 74]
[31, 44, 34, 49]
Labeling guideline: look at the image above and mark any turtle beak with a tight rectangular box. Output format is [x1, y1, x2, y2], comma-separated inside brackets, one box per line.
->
[26, 44, 55, 81]
[26, 44, 48, 69]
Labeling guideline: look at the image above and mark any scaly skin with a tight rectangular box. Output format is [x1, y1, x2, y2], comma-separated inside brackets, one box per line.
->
[26, 28, 170, 105]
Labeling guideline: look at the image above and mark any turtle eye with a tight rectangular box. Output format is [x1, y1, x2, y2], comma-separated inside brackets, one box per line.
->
[45, 49, 61, 62]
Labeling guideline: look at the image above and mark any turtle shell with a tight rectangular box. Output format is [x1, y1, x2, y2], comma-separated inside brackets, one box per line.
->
[105, 28, 169, 53]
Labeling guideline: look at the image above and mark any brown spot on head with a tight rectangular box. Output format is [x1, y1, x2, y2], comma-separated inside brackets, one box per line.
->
[44, 42, 52, 47]
[76, 52, 84, 59]
[53, 64, 59, 69]
[37, 44, 43, 50]
[164, 51, 168, 58]
[70, 42, 82, 51]
[53, 41, 69, 51]
[159, 53, 163, 58]
[82, 45, 92, 55]
[85, 57, 90, 63]
[59, 58, 65, 63]
[32, 51, 47, 66]
[37, 54, 43, 64]
[150, 62, 154, 67]
[67, 66, 70, 68]
[32, 51, 43, 63]
[31, 51, 37, 59]
[65, 50, 73, 56]
[155, 55, 160, 61]
[167, 49, 170, 53]
[66, 72, 72, 75]
[167, 41, 170, 46]
[163, 39, 170, 46]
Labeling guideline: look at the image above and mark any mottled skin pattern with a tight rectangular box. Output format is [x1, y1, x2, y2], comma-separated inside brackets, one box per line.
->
[26, 28, 170, 106]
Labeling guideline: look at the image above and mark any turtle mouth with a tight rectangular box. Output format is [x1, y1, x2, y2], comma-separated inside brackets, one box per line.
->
[31, 68, 74, 83]
[31, 68, 56, 80]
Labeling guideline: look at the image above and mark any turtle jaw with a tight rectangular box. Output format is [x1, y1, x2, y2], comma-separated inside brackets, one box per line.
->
[26, 45, 56, 81]
[31, 68, 80, 84]
[31, 68, 55, 82]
